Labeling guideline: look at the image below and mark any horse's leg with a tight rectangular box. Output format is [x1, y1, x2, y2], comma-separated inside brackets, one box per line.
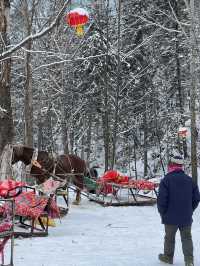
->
[72, 188, 81, 205]
[72, 175, 83, 205]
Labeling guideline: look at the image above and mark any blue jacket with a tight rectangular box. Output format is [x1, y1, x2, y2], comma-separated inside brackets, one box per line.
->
[157, 170, 200, 226]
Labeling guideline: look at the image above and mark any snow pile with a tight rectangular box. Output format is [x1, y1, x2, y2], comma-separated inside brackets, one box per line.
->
[4, 195, 200, 266]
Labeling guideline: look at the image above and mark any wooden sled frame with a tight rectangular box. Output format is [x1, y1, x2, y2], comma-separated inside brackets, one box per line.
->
[66, 176, 158, 207]
[14, 212, 49, 238]
[5, 186, 49, 238]
[87, 181, 158, 207]
[55, 187, 69, 216]
[0, 199, 15, 266]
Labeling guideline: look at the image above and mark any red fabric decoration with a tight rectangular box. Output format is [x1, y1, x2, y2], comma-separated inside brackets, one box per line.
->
[97, 171, 129, 195]
[0, 179, 25, 197]
[66, 8, 89, 27]
[128, 179, 158, 190]
[0, 223, 12, 233]
[99, 170, 129, 184]
[97, 170, 158, 195]
[48, 197, 60, 218]
[13, 191, 60, 219]
[66, 8, 89, 36]
[38, 179, 61, 194]
[14, 191, 48, 219]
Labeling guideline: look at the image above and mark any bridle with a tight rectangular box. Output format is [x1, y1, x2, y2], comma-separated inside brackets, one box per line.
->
[31, 151, 55, 177]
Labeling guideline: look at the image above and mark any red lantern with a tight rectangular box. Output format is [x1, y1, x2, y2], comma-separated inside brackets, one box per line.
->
[66, 8, 89, 36]
[178, 127, 188, 138]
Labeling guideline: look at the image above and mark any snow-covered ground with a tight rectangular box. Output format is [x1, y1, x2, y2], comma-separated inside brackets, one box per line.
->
[4, 194, 199, 266]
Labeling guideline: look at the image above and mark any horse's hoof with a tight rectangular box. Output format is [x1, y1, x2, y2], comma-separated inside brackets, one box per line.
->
[72, 201, 80, 205]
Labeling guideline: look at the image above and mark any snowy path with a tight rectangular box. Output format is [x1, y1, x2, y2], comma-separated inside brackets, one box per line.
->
[10, 198, 200, 266]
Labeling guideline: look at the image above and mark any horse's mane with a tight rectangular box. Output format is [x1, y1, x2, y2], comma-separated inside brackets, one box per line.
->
[36, 151, 55, 173]
[12, 145, 34, 165]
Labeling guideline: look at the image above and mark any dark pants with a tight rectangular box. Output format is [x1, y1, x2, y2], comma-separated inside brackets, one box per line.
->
[164, 224, 193, 263]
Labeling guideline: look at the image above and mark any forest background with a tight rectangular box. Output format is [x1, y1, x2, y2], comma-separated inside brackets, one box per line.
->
[0, 0, 200, 182]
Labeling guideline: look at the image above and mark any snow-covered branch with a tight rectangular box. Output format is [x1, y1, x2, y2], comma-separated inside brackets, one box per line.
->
[0, 106, 8, 118]
[0, 0, 70, 61]
[33, 53, 107, 71]
[167, 0, 189, 39]
[134, 14, 182, 33]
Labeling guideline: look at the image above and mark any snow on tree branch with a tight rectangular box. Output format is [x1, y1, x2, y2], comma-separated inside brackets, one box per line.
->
[0, 0, 70, 61]
[0, 106, 7, 118]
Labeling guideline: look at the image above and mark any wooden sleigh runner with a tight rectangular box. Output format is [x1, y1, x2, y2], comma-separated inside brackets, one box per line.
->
[82, 171, 159, 207]
[94, 181, 158, 207]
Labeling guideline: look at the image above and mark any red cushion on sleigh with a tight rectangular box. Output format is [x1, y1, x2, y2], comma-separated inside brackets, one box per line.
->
[0, 179, 26, 197]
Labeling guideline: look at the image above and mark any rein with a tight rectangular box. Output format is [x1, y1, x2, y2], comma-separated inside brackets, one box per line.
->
[31, 154, 85, 177]
[31, 150, 55, 178]
[66, 155, 74, 173]
[31, 160, 84, 182]
[12, 145, 86, 190]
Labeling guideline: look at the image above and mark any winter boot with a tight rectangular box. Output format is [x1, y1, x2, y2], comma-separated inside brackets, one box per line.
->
[185, 262, 194, 266]
[185, 256, 194, 266]
[158, 254, 173, 264]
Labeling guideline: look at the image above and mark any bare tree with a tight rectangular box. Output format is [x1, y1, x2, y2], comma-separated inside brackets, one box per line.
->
[111, 0, 121, 169]
[22, 0, 36, 147]
[189, 0, 198, 183]
[0, 0, 14, 155]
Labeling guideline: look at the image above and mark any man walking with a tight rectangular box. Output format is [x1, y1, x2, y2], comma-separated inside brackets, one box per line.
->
[157, 155, 200, 266]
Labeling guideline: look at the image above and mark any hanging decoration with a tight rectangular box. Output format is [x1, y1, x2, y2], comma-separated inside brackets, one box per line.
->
[178, 127, 188, 138]
[66, 8, 89, 37]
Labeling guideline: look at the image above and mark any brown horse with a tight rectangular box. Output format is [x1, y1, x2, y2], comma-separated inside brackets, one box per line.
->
[11, 145, 87, 204]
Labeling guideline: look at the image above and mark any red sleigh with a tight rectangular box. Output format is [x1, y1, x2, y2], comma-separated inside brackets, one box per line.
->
[0, 179, 60, 238]
[91, 170, 158, 206]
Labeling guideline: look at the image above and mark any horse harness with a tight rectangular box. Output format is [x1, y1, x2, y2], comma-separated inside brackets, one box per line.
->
[31, 152, 85, 184]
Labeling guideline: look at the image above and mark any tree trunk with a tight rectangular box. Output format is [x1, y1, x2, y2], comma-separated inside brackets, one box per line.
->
[86, 113, 92, 162]
[61, 71, 69, 154]
[173, 0, 188, 159]
[81, 119, 85, 160]
[102, 0, 110, 171]
[37, 120, 43, 150]
[133, 139, 138, 179]
[23, 0, 34, 147]
[102, 112, 110, 171]
[62, 120, 69, 154]
[143, 110, 148, 177]
[190, 0, 198, 183]
[0, 0, 14, 155]
[24, 40, 33, 147]
[46, 104, 54, 154]
[111, 0, 121, 169]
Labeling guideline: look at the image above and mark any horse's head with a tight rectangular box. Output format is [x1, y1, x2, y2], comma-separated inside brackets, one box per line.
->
[30, 151, 55, 184]
[12, 145, 34, 165]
